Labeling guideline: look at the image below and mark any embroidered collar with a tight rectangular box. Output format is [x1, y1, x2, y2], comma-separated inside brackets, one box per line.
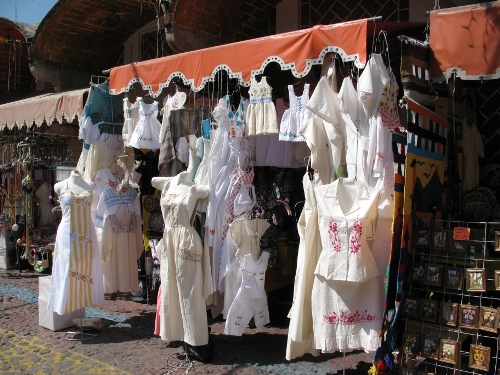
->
[323, 178, 370, 215]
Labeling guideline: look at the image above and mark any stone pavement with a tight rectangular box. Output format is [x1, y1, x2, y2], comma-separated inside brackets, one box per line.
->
[0, 267, 377, 375]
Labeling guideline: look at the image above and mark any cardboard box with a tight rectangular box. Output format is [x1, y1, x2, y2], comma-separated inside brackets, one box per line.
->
[38, 276, 85, 331]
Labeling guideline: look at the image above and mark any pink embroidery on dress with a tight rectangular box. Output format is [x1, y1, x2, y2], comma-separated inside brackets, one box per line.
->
[350, 218, 362, 254]
[328, 219, 341, 253]
[324, 310, 378, 325]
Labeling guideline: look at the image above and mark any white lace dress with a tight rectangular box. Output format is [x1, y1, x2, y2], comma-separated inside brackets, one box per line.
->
[123, 97, 140, 146]
[279, 84, 314, 141]
[245, 76, 278, 136]
[129, 99, 162, 150]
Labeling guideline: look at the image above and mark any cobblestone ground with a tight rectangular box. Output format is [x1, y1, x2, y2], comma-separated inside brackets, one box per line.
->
[0, 268, 375, 375]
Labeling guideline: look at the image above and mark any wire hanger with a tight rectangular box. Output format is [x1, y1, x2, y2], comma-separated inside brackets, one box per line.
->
[48, 150, 76, 170]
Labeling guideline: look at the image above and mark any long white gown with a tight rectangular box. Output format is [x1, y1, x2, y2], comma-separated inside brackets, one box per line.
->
[158, 175, 210, 346]
[48, 185, 104, 315]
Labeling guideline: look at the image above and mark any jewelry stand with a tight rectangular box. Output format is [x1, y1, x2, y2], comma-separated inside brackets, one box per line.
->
[64, 309, 100, 341]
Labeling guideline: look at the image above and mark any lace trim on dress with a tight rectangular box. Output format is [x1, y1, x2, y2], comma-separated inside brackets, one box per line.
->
[178, 248, 202, 263]
[109, 214, 138, 234]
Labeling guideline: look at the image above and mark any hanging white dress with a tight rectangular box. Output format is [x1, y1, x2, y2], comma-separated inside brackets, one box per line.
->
[159, 91, 187, 144]
[100, 212, 143, 293]
[312, 178, 382, 353]
[129, 99, 162, 150]
[224, 252, 270, 336]
[48, 185, 104, 315]
[286, 173, 322, 360]
[158, 175, 210, 346]
[279, 84, 314, 141]
[90, 168, 123, 222]
[224, 217, 270, 319]
[245, 76, 278, 136]
[123, 97, 140, 146]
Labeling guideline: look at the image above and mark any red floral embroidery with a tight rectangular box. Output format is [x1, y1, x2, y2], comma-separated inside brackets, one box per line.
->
[350, 218, 362, 254]
[328, 218, 341, 253]
[324, 310, 378, 325]
[108, 180, 115, 188]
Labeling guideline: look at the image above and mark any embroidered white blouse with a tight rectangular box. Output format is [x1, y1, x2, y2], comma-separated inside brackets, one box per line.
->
[314, 177, 381, 282]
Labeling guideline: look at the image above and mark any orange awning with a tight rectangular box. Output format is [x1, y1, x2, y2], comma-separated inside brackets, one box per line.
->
[110, 19, 368, 96]
[0, 88, 88, 129]
[429, 1, 500, 80]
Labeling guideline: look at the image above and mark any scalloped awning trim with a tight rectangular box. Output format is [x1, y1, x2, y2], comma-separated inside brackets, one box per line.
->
[110, 19, 368, 97]
[0, 88, 88, 129]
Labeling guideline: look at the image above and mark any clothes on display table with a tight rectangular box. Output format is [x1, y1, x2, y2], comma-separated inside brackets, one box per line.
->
[123, 97, 140, 146]
[245, 76, 278, 136]
[157, 173, 211, 346]
[48, 179, 104, 315]
[129, 98, 162, 150]
[279, 84, 314, 142]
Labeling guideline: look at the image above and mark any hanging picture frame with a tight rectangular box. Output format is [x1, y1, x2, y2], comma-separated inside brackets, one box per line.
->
[402, 332, 420, 354]
[459, 304, 479, 329]
[415, 229, 430, 247]
[409, 263, 426, 283]
[439, 339, 459, 365]
[400, 368, 417, 375]
[465, 268, 486, 292]
[450, 239, 467, 252]
[424, 263, 444, 287]
[494, 231, 500, 251]
[419, 299, 439, 323]
[478, 306, 498, 333]
[421, 336, 439, 359]
[469, 344, 490, 372]
[432, 229, 448, 250]
[495, 270, 500, 291]
[439, 302, 458, 327]
[443, 266, 464, 290]
[402, 297, 420, 319]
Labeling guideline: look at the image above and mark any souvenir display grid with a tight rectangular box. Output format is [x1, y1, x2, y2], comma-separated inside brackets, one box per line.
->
[403, 220, 500, 375]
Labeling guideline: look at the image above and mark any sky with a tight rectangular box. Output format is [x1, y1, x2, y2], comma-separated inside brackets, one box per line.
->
[0, 0, 58, 24]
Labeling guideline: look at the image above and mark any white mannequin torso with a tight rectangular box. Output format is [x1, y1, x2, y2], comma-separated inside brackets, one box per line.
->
[54, 170, 92, 197]
[152, 171, 193, 195]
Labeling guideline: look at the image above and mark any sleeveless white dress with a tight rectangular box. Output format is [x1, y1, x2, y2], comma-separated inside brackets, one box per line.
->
[48, 184, 104, 315]
[129, 99, 162, 150]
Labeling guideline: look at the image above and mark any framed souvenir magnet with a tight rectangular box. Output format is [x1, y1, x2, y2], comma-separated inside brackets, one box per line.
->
[409, 263, 425, 283]
[432, 229, 448, 250]
[444, 266, 463, 290]
[439, 302, 458, 327]
[478, 306, 498, 333]
[415, 229, 430, 247]
[419, 299, 438, 323]
[402, 332, 420, 354]
[459, 304, 479, 329]
[439, 339, 459, 365]
[424, 263, 443, 287]
[495, 270, 500, 291]
[495, 231, 500, 251]
[402, 297, 420, 319]
[421, 336, 439, 359]
[469, 344, 490, 372]
[466, 268, 486, 292]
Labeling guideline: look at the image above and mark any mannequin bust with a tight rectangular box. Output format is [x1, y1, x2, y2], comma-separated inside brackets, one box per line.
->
[54, 170, 92, 197]
[152, 171, 192, 191]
